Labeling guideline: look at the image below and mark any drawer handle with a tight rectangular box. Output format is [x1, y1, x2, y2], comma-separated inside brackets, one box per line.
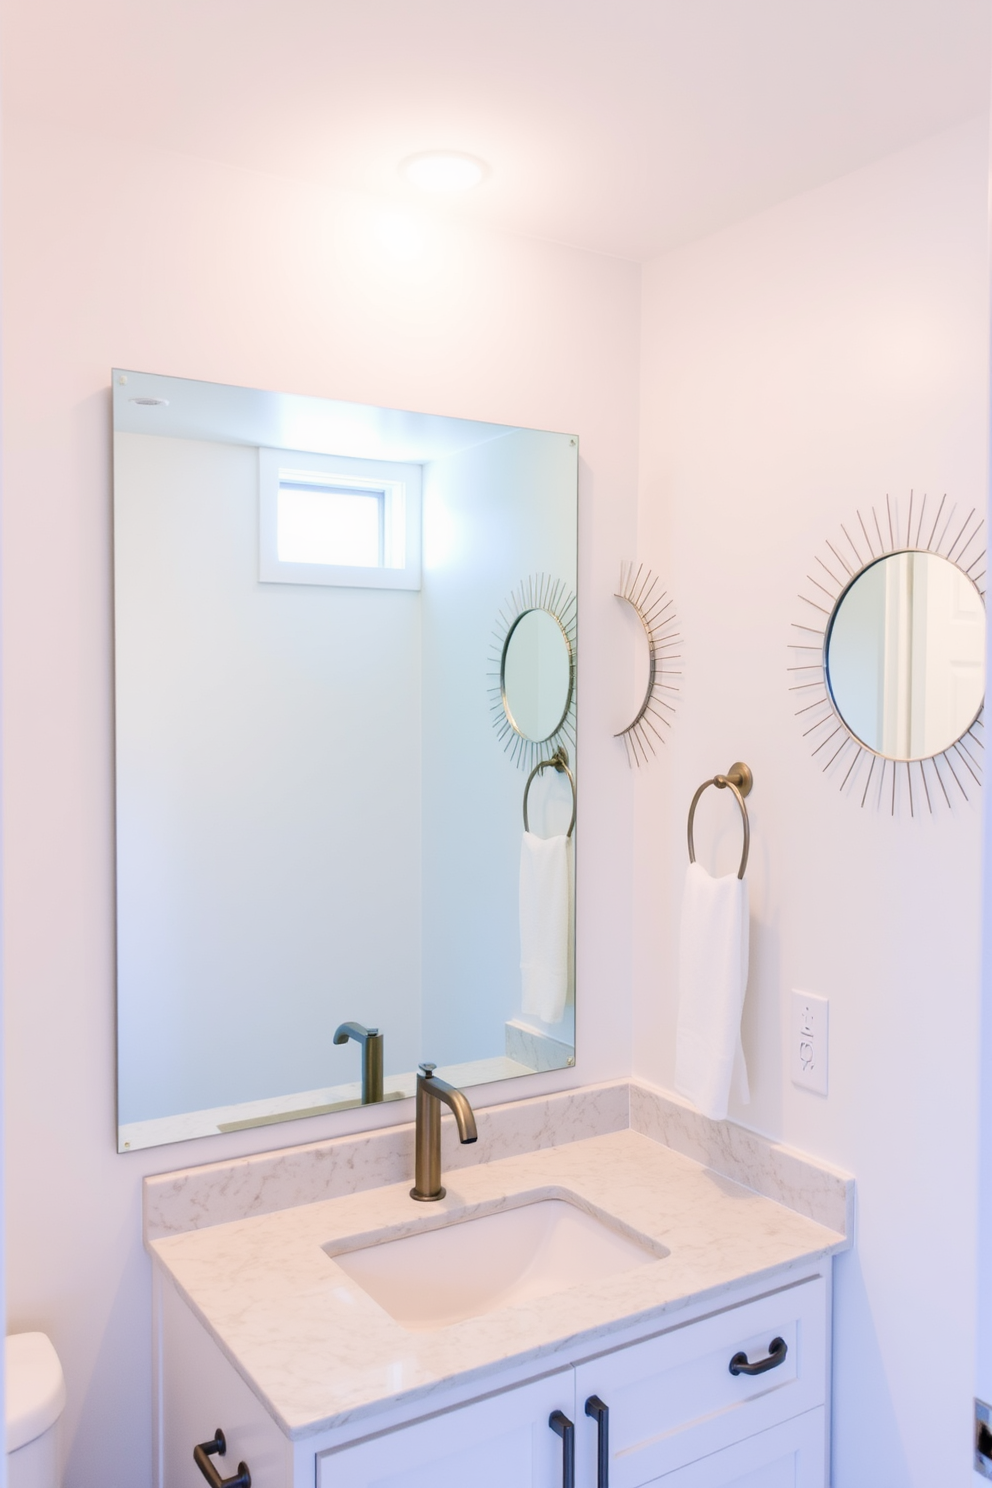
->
[585, 1395, 609, 1487]
[729, 1336, 788, 1377]
[549, 1410, 575, 1488]
[194, 1429, 252, 1488]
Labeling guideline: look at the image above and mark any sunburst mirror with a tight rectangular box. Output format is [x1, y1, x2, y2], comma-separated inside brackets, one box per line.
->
[489, 573, 576, 770]
[614, 561, 681, 766]
[792, 492, 985, 814]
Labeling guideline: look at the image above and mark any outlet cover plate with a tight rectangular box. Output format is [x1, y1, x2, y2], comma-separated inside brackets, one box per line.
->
[976, 1398, 992, 1479]
[791, 990, 828, 1096]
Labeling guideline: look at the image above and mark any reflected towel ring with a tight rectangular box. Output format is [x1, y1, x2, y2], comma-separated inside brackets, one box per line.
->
[687, 761, 753, 880]
[523, 747, 577, 839]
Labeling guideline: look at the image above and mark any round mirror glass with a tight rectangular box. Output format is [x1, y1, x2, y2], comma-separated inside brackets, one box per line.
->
[501, 608, 573, 742]
[826, 550, 985, 760]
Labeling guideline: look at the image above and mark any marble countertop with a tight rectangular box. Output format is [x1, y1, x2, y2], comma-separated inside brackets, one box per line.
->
[149, 1127, 846, 1441]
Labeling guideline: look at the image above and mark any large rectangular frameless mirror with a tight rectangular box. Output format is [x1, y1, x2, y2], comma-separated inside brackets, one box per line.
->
[112, 370, 578, 1151]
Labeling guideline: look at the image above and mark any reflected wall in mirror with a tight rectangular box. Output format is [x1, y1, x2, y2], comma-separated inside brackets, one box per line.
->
[794, 496, 985, 811]
[113, 370, 578, 1150]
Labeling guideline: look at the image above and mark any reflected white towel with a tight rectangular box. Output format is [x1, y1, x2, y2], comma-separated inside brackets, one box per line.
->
[520, 831, 571, 1024]
[675, 861, 750, 1121]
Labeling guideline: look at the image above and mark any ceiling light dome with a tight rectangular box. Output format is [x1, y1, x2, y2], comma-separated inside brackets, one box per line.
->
[401, 152, 488, 193]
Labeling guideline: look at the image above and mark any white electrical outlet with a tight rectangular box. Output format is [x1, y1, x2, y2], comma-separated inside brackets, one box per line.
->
[791, 990, 828, 1095]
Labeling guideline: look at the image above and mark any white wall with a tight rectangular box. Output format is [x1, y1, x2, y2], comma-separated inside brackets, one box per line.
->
[636, 120, 989, 1486]
[980, 81, 992, 1437]
[1, 127, 639, 1487]
[9, 90, 982, 1488]
[974, 92, 992, 1443]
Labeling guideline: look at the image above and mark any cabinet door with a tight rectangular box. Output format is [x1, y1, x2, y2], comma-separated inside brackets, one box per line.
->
[159, 1277, 293, 1488]
[574, 1279, 826, 1487]
[642, 1408, 825, 1488]
[318, 1372, 574, 1488]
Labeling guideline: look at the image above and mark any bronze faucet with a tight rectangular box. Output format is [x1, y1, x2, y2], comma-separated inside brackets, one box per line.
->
[333, 1022, 384, 1105]
[410, 1063, 478, 1201]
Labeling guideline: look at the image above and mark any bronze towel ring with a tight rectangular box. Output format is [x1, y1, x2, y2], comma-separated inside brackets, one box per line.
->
[523, 746, 577, 839]
[686, 762, 753, 880]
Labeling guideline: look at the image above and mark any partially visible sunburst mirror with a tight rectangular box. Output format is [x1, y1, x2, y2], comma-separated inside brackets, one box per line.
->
[490, 574, 576, 769]
[792, 493, 985, 813]
[614, 562, 680, 766]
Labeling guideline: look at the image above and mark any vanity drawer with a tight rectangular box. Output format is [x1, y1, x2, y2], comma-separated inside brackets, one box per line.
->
[574, 1277, 826, 1487]
[643, 1407, 825, 1488]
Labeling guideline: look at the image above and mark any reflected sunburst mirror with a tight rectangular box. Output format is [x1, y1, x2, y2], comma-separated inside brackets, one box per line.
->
[488, 573, 577, 771]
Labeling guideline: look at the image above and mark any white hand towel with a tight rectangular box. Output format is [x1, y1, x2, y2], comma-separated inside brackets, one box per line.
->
[675, 861, 750, 1121]
[520, 831, 571, 1025]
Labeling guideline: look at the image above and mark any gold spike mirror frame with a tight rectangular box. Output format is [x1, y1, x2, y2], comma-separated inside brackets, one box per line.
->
[792, 492, 985, 815]
[614, 562, 681, 766]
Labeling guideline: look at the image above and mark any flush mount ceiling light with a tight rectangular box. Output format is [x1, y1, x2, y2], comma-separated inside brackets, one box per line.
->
[401, 152, 488, 193]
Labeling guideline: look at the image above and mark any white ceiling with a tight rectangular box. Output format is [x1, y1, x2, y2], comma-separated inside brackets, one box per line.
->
[3, 0, 989, 261]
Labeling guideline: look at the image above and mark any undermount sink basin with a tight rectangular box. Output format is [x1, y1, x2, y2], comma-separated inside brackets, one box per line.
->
[328, 1198, 665, 1330]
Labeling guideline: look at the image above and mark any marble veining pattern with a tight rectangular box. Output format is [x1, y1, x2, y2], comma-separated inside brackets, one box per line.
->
[145, 1080, 854, 1242]
[144, 1082, 630, 1239]
[629, 1081, 855, 1237]
[149, 1129, 846, 1440]
[504, 1019, 575, 1073]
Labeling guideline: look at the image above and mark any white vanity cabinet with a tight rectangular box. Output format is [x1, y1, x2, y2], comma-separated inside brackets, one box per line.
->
[570, 1275, 826, 1485]
[159, 1265, 830, 1488]
[319, 1373, 574, 1488]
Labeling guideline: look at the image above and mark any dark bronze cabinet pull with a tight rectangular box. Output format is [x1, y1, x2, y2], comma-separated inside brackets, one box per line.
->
[729, 1336, 788, 1377]
[194, 1429, 251, 1488]
[585, 1395, 609, 1487]
[549, 1410, 575, 1488]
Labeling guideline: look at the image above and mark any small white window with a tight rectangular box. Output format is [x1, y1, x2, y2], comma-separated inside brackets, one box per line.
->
[259, 449, 421, 589]
[278, 483, 383, 568]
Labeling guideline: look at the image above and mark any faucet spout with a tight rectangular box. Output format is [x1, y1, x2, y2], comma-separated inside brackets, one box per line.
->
[410, 1064, 478, 1201]
[426, 1076, 478, 1144]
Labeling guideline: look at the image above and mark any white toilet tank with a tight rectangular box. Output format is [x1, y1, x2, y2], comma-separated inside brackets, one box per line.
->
[6, 1333, 65, 1488]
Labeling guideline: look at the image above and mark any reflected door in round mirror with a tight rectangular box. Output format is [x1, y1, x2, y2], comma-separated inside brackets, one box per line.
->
[501, 608, 573, 742]
[826, 550, 985, 760]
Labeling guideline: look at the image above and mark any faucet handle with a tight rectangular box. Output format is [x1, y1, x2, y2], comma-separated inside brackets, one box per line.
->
[418, 1062, 437, 1078]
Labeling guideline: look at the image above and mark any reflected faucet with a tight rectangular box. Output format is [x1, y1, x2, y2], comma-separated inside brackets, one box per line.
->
[333, 1022, 384, 1105]
[410, 1063, 478, 1201]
